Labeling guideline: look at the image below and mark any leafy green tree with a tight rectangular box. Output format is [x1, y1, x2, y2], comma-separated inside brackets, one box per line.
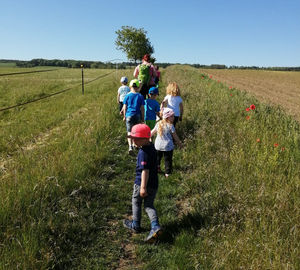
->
[115, 26, 154, 63]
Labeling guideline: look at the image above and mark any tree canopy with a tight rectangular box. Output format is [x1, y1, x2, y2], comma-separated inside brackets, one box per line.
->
[115, 26, 154, 63]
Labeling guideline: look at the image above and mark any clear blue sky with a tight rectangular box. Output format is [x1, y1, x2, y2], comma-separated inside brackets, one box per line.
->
[1, 0, 299, 67]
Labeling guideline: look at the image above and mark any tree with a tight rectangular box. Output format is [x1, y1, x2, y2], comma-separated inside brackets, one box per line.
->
[115, 26, 154, 63]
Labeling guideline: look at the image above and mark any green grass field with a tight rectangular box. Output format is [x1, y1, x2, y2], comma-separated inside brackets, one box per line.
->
[0, 66, 299, 269]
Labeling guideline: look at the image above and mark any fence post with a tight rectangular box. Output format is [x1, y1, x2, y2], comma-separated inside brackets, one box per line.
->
[81, 64, 84, 95]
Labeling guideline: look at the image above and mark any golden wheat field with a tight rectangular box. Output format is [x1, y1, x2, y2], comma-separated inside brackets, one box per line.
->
[200, 69, 300, 121]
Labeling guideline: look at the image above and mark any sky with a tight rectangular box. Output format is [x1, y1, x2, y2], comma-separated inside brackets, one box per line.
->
[1, 0, 300, 67]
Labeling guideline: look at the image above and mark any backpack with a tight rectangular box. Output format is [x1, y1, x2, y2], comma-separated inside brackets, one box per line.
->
[138, 64, 150, 85]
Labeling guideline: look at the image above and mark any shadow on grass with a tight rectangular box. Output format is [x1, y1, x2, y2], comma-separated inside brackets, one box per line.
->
[159, 211, 208, 244]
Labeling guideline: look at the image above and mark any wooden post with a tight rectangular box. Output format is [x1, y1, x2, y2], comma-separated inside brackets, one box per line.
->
[81, 64, 84, 95]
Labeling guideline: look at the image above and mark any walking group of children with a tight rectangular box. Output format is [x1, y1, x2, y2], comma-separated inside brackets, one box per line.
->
[116, 57, 183, 243]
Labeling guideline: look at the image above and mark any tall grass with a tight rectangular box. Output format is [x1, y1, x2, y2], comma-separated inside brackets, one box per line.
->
[136, 65, 299, 269]
[0, 68, 136, 269]
[0, 66, 299, 269]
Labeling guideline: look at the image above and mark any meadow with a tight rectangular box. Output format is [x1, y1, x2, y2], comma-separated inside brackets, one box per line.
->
[0, 66, 299, 269]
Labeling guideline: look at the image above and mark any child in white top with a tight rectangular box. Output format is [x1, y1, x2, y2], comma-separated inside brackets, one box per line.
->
[117, 76, 130, 112]
[161, 82, 183, 127]
[151, 108, 182, 177]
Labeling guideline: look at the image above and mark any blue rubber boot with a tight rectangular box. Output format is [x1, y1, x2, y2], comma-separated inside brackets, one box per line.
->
[123, 219, 141, 233]
[145, 221, 162, 243]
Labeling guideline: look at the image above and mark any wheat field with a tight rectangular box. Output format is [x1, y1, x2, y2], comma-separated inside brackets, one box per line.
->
[200, 69, 300, 121]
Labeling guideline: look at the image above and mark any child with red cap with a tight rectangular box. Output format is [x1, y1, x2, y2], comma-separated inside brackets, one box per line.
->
[123, 123, 162, 243]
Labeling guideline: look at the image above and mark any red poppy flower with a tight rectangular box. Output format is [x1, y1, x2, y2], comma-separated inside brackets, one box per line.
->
[246, 107, 250, 112]
[274, 143, 279, 147]
[230, 94, 233, 96]
[246, 116, 250, 120]
[209, 75, 212, 79]
[250, 104, 256, 110]
[229, 86, 232, 89]
[256, 138, 261, 143]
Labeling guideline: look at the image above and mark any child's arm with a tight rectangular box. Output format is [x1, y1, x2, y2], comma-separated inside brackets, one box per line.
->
[172, 131, 183, 148]
[117, 92, 120, 103]
[179, 102, 184, 121]
[161, 96, 168, 108]
[122, 104, 127, 120]
[140, 169, 149, 197]
[151, 126, 157, 137]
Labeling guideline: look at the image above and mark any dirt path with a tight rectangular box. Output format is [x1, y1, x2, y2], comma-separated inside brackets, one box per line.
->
[0, 107, 89, 179]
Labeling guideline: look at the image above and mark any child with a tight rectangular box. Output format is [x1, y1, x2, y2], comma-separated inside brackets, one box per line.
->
[151, 108, 183, 177]
[161, 82, 183, 127]
[144, 87, 160, 130]
[123, 123, 162, 243]
[122, 79, 145, 154]
[117, 76, 130, 113]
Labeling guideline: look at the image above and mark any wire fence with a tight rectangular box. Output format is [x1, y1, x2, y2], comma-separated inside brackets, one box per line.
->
[0, 70, 115, 112]
[0, 68, 63, 77]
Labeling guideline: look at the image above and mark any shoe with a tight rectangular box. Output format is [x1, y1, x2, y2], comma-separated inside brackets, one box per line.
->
[165, 174, 170, 178]
[145, 225, 162, 243]
[128, 146, 134, 155]
[123, 219, 141, 233]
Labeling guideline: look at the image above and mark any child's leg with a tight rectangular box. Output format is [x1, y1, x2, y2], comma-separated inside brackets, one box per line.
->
[173, 116, 179, 127]
[132, 184, 142, 227]
[164, 150, 173, 174]
[157, 150, 163, 170]
[119, 102, 123, 112]
[144, 187, 158, 225]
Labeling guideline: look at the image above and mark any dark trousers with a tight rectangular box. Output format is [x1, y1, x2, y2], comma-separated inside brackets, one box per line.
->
[157, 150, 173, 174]
[140, 84, 149, 100]
[173, 116, 179, 127]
[119, 102, 123, 112]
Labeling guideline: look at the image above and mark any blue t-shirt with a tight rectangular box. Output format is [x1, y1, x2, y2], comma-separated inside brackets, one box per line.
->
[135, 143, 158, 189]
[144, 99, 160, 120]
[123, 92, 145, 117]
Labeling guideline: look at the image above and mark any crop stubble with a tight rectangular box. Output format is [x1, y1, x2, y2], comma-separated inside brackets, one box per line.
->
[200, 69, 300, 121]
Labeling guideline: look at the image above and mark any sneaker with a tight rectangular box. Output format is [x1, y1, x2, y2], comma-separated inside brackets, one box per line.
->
[145, 225, 162, 243]
[123, 219, 141, 233]
[128, 146, 134, 155]
[165, 174, 170, 178]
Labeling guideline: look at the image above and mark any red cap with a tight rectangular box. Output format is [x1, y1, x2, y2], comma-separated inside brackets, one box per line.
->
[128, 124, 151, 138]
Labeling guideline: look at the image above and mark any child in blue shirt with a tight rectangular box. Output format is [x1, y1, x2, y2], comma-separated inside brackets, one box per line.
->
[123, 123, 162, 243]
[122, 79, 145, 154]
[144, 87, 160, 130]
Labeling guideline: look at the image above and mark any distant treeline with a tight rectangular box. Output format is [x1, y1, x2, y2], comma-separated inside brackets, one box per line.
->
[0, 59, 299, 71]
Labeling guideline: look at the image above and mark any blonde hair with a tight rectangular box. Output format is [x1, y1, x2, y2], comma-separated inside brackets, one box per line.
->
[166, 82, 181, 96]
[157, 119, 172, 136]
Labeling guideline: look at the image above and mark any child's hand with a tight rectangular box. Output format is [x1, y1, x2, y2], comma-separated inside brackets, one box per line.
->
[140, 187, 148, 197]
[123, 117, 125, 121]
